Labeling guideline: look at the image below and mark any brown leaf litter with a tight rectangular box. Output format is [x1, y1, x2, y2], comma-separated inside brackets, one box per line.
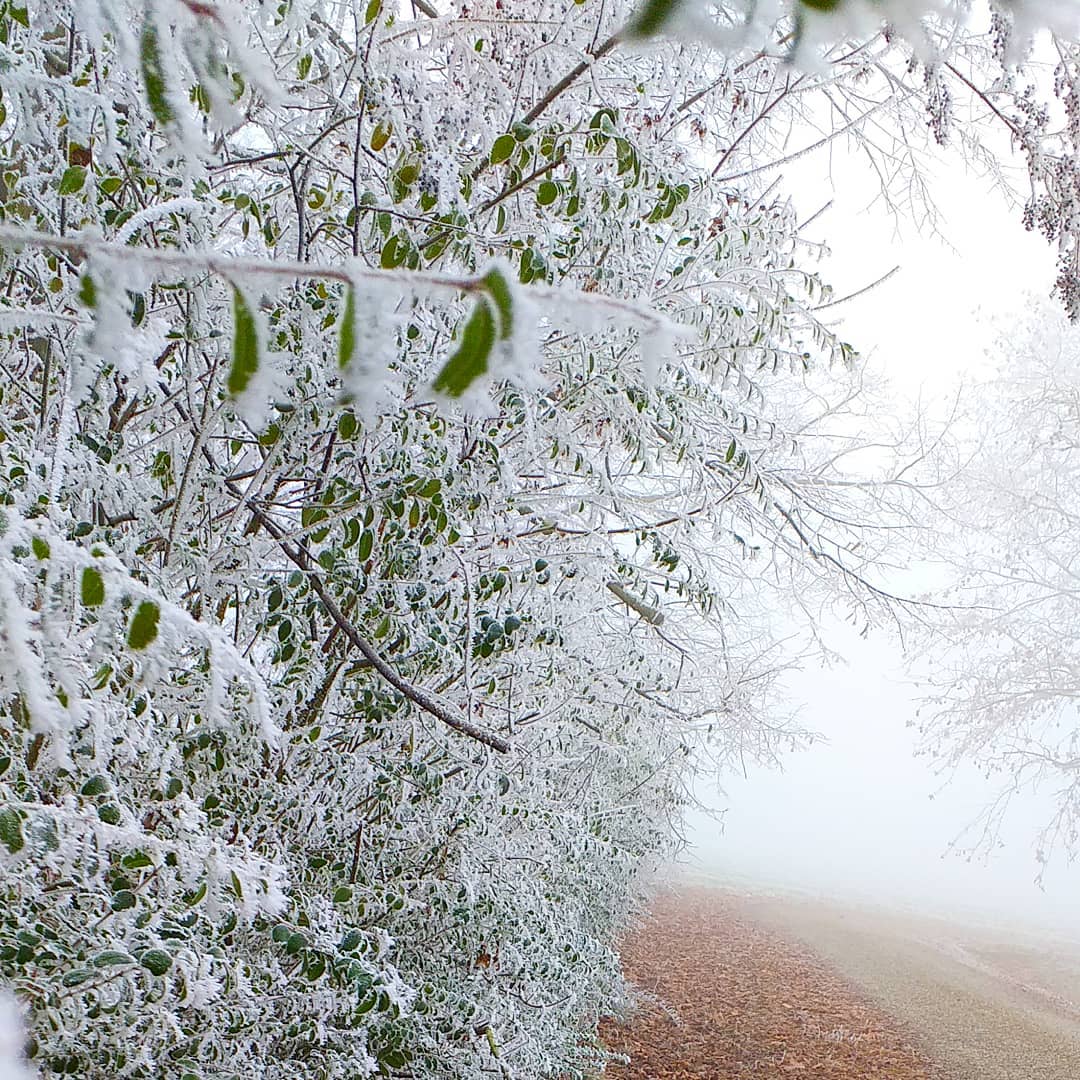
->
[600, 888, 942, 1079]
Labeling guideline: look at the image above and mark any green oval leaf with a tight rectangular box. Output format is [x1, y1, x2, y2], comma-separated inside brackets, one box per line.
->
[358, 529, 374, 561]
[380, 234, 406, 269]
[81, 567, 105, 608]
[537, 180, 559, 206]
[140, 948, 172, 976]
[337, 410, 358, 439]
[77, 272, 97, 310]
[127, 600, 160, 650]
[370, 120, 392, 151]
[80, 775, 108, 797]
[111, 889, 136, 911]
[58, 166, 86, 195]
[490, 133, 515, 165]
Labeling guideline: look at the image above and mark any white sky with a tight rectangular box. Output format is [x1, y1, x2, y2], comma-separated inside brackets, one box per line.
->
[685, 69, 1080, 931]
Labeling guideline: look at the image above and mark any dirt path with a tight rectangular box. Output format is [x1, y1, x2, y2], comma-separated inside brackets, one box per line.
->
[601, 888, 941, 1078]
[740, 891, 1080, 1080]
[603, 886, 1080, 1078]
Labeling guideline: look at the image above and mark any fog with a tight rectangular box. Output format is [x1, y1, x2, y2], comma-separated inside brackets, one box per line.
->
[685, 92, 1080, 933]
[686, 616, 1080, 933]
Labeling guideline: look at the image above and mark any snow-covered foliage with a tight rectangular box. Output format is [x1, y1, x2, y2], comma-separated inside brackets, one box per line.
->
[0, 0, 1075, 1078]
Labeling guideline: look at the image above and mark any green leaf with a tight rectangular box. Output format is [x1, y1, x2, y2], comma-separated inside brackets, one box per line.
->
[111, 889, 136, 911]
[358, 529, 374, 561]
[490, 133, 515, 165]
[31, 536, 49, 560]
[370, 121, 392, 151]
[725, 440, 737, 463]
[625, 0, 684, 39]
[58, 166, 86, 195]
[77, 272, 96, 310]
[80, 775, 108, 797]
[338, 285, 356, 369]
[228, 287, 260, 397]
[537, 180, 559, 206]
[61, 969, 95, 988]
[140, 948, 172, 976]
[80, 567, 105, 608]
[482, 267, 514, 340]
[140, 18, 174, 127]
[333, 886, 353, 903]
[380, 234, 407, 269]
[364, 0, 382, 24]
[431, 298, 495, 398]
[127, 600, 160, 650]
[92, 950, 133, 968]
[0, 807, 24, 854]
[337, 411, 358, 440]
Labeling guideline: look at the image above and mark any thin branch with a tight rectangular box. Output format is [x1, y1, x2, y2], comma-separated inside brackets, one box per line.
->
[237, 494, 512, 753]
[0, 226, 682, 337]
[521, 34, 619, 126]
[815, 264, 899, 311]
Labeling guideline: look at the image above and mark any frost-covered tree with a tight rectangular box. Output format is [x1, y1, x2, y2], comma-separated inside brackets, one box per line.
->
[910, 305, 1080, 872]
[1, 1, 1079, 1079]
